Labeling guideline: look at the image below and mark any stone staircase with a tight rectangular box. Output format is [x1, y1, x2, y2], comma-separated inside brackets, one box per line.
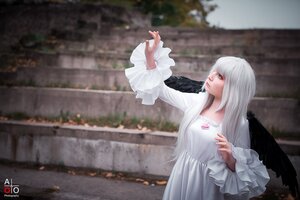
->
[0, 3, 299, 187]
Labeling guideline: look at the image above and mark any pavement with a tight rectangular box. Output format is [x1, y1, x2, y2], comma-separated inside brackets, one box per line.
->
[0, 162, 165, 200]
[0, 162, 295, 200]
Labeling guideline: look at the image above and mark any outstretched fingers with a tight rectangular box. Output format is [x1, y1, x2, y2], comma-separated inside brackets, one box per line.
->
[149, 30, 160, 39]
[145, 31, 160, 70]
[147, 31, 161, 50]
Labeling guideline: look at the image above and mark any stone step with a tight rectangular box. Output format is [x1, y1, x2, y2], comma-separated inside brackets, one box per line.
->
[112, 27, 300, 39]
[55, 28, 300, 59]
[0, 68, 299, 98]
[0, 120, 299, 184]
[0, 120, 174, 176]
[107, 28, 300, 47]
[171, 54, 300, 76]
[9, 50, 300, 77]
[61, 39, 300, 59]
[27, 27, 299, 49]
[0, 4, 149, 45]
[0, 87, 299, 135]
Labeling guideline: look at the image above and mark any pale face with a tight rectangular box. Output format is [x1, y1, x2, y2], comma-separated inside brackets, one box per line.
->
[204, 71, 225, 99]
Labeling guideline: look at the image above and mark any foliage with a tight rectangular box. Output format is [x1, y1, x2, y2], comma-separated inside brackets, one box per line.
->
[131, 0, 216, 27]
[5, 112, 29, 120]
[4, 0, 216, 27]
[79, 0, 216, 27]
[2, 112, 179, 132]
[81, 0, 133, 8]
[1, 113, 299, 140]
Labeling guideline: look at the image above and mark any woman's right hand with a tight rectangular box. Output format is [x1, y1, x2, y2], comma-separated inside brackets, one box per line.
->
[145, 31, 161, 70]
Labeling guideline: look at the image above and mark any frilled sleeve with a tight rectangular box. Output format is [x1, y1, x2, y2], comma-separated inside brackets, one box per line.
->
[125, 40, 175, 105]
[207, 146, 270, 198]
[207, 120, 270, 198]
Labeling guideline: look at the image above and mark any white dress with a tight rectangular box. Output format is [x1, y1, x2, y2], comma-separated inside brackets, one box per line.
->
[125, 40, 270, 200]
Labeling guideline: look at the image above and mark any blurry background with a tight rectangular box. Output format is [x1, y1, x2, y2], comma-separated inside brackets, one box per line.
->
[207, 0, 300, 29]
[0, 0, 299, 199]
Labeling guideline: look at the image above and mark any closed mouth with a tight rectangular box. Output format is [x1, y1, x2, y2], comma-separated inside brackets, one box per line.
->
[205, 81, 210, 88]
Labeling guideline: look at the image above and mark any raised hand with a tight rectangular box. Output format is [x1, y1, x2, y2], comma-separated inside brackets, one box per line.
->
[215, 133, 236, 171]
[145, 31, 161, 70]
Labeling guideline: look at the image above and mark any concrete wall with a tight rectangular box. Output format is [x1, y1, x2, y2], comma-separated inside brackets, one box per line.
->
[0, 87, 299, 135]
[1, 68, 299, 97]
[0, 86, 183, 126]
[90, 33, 300, 59]
[0, 4, 150, 49]
[0, 121, 175, 176]
[0, 120, 299, 187]
[105, 28, 300, 48]
[22, 51, 300, 77]
[51, 31, 300, 59]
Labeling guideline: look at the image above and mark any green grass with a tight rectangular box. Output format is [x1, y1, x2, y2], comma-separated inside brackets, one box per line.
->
[84, 114, 179, 132]
[2, 112, 299, 139]
[178, 49, 200, 57]
[0, 80, 131, 92]
[1, 112, 179, 132]
[45, 82, 72, 89]
[5, 112, 30, 120]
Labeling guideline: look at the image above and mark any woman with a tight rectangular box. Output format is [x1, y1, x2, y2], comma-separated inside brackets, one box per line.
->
[125, 31, 270, 200]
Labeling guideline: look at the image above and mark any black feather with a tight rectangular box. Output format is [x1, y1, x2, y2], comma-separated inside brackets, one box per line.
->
[247, 111, 299, 197]
[164, 76, 204, 93]
[164, 75, 299, 197]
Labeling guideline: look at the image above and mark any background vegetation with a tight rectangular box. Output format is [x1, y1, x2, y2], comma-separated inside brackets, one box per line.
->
[2, 0, 216, 27]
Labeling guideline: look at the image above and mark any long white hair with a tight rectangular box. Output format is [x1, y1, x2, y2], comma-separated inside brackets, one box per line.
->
[174, 56, 256, 159]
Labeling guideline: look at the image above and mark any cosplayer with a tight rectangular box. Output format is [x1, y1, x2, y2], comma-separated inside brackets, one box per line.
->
[125, 31, 298, 200]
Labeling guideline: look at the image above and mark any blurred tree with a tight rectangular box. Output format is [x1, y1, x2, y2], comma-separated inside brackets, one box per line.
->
[132, 0, 216, 27]
[1, 0, 216, 27]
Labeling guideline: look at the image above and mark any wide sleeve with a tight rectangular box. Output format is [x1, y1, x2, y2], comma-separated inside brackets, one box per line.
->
[125, 40, 202, 111]
[207, 119, 270, 198]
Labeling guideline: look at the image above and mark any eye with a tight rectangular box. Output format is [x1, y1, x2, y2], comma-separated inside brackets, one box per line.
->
[217, 73, 224, 80]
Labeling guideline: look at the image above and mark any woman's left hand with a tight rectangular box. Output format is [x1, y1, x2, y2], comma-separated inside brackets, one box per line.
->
[215, 133, 236, 171]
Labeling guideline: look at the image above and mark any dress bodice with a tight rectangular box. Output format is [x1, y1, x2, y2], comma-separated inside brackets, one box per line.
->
[185, 115, 222, 162]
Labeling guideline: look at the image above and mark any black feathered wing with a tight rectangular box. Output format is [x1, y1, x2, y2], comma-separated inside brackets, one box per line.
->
[164, 76, 204, 93]
[164, 75, 299, 197]
[247, 111, 299, 197]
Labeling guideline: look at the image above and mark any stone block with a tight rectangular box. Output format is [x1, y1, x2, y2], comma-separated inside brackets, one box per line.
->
[0, 87, 299, 135]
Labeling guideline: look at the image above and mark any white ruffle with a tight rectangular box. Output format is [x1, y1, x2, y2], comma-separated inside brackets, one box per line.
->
[125, 40, 175, 105]
[207, 146, 270, 198]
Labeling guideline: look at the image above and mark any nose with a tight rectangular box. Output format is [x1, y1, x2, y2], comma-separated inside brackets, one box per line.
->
[208, 72, 216, 81]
